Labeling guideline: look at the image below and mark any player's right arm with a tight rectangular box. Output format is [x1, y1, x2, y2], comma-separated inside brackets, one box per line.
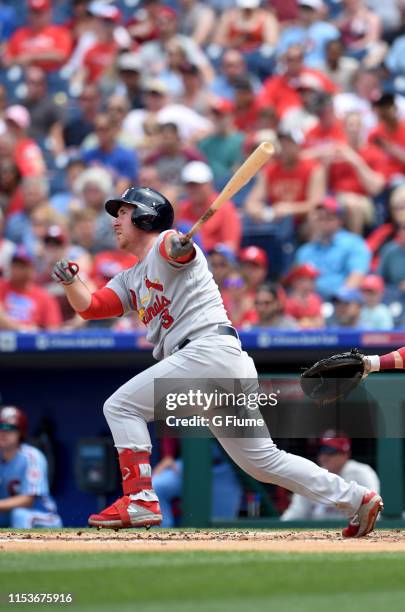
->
[52, 260, 124, 320]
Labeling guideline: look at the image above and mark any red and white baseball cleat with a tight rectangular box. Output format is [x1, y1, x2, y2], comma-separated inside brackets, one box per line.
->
[88, 496, 162, 529]
[342, 491, 383, 538]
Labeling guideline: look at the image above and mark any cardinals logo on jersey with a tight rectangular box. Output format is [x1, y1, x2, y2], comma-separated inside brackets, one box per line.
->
[137, 277, 174, 330]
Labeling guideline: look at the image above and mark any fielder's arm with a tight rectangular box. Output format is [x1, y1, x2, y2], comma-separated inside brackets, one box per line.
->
[364, 347, 405, 374]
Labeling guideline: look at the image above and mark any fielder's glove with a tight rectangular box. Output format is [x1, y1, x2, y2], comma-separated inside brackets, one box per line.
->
[300, 348, 366, 404]
[52, 260, 80, 285]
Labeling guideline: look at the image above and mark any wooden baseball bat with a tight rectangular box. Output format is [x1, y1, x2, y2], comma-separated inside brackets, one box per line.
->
[180, 141, 275, 243]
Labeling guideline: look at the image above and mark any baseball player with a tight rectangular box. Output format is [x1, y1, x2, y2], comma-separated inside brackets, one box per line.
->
[0, 406, 62, 528]
[52, 187, 382, 536]
[281, 432, 380, 521]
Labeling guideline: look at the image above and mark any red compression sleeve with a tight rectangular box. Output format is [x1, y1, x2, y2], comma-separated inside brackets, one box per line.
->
[78, 287, 124, 320]
[380, 347, 405, 370]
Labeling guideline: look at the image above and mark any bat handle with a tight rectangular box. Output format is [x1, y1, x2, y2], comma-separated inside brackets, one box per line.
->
[180, 232, 192, 245]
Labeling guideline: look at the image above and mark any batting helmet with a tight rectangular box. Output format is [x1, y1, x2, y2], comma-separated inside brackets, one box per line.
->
[0, 406, 28, 439]
[105, 187, 174, 232]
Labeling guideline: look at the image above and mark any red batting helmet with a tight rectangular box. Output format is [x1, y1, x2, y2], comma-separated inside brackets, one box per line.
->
[0, 406, 28, 439]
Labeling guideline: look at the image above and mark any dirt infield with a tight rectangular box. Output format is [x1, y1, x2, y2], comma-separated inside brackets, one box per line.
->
[1, 529, 405, 553]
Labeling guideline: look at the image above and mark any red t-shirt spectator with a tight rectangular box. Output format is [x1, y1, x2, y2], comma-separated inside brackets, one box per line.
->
[285, 293, 323, 320]
[368, 121, 405, 179]
[329, 144, 388, 195]
[265, 158, 319, 203]
[5, 24, 72, 71]
[176, 195, 241, 252]
[91, 251, 138, 289]
[257, 70, 336, 120]
[82, 41, 119, 84]
[305, 121, 347, 148]
[14, 139, 46, 177]
[0, 278, 62, 329]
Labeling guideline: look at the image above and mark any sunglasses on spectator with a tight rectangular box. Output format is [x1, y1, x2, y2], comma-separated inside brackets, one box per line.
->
[255, 299, 275, 306]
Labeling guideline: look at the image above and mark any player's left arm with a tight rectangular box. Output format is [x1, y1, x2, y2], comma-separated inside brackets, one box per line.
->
[0, 495, 34, 512]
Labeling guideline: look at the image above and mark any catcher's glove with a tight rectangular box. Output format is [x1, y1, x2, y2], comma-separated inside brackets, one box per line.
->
[300, 348, 366, 404]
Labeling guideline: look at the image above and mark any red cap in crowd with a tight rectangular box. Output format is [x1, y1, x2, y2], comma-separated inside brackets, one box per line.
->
[283, 263, 319, 286]
[44, 225, 67, 246]
[361, 274, 385, 293]
[319, 430, 351, 454]
[239, 246, 268, 268]
[316, 196, 343, 216]
[210, 98, 235, 115]
[28, 0, 51, 11]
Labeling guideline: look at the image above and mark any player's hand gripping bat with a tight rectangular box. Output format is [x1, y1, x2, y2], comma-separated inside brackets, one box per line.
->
[180, 141, 275, 245]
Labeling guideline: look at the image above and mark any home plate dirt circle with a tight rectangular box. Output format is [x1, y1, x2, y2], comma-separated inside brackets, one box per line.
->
[1, 530, 405, 553]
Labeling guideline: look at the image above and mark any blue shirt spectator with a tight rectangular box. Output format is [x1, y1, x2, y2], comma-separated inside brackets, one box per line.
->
[295, 198, 370, 299]
[81, 113, 138, 193]
[277, 0, 340, 68]
[0, 2, 17, 42]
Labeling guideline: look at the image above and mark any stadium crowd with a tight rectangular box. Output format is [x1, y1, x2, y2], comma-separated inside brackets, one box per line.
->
[1, 0, 405, 333]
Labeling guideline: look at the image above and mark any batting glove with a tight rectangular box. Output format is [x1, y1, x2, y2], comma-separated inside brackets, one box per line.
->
[167, 233, 194, 260]
[52, 260, 80, 285]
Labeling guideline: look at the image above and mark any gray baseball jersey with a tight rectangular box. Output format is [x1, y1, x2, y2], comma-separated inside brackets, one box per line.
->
[106, 231, 231, 360]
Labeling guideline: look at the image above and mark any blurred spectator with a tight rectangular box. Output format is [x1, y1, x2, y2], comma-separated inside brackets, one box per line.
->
[369, 93, 405, 183]
[123, 78, 212, 144]
[82, 95, 137, 151]
[176, 62, 212, 115]
[251, 282, 298, 329]
[209, 49, 260, 102]
[5, 176, 51, 250]
[176, 161, 241, 252]
[0, 208, 14, 278]
[114, 52, 144, 110]
[0, 405, 62, 528]
[144, 122, 203, 187]
[295, 197, 371, 299]
[198, 99, 244, 187]
[377, 222, 405, 294]
[137, 164, 179, 208]
[3, 0, 73, 71]
[81, 112, 139, 194]
[0, 2, 17, 49]
[60, 83, 101, 154]
[178, 0, 215, 48]
[359, 274, 393, 330]
[281, 432, 379, 520]
[239, 246, 269, 296]
[21, 66, 65, 147]
[283, 263, 324, 328]
[319, 37, 359, 91]
[336, 0, 387, 68]
[221, 271, 256, 328]
[245, 128, 325, 223]
[207, 244, 236, 291]
[277, 0, 339, 69]
[0, 83, 8, 131]
[4, 105, 45, 177]
[257, 44, 336, 125]
[232, 76, 261, 135]
[213, 0, 279, 78]
[72, 2, 124, 90]
[327, 111, 386, 234]
[73, 167, 116, 253]
[138, 5, 213, 81]
[49, 157, 86, 216]
[385, 33, 405, 78]
[327, 287, 363, 328]
[0, 245, 62, 331]
[0, 159, 22, 218]
[367, 184, 405, 272]
[68, 208, 98, 254]
[126, 0, 162, 46]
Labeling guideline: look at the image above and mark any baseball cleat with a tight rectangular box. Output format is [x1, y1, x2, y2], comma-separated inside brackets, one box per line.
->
[342, 491, 383, 538]
[88, 495, 162, 529]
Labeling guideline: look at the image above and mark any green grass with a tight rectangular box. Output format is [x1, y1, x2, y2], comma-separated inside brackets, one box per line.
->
[1, 551, 405, 612]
